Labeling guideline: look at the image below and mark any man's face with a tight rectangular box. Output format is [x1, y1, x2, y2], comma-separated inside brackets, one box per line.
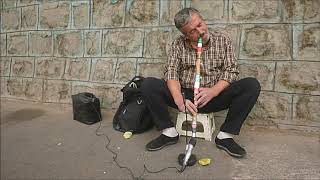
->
[180, 13, 209, 43]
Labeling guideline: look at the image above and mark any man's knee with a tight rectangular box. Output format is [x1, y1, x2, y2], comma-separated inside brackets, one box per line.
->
[241, 77, 261, 94]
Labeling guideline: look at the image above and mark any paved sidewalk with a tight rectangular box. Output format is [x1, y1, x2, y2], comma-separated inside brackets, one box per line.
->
[1, 99, 319, 180]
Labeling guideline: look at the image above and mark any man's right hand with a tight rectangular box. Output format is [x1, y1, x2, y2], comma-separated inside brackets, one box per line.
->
[167, 79, 198, 115]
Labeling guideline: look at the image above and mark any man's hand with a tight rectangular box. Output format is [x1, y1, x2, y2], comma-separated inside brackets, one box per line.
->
[185, 99, 198, 115]
[174, 97, 185, 112]
[194, 80, 230, 108]
[175, 98, 198, 116]
[194, 87, 218, 108]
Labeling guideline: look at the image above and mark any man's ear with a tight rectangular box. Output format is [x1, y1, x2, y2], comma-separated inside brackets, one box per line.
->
[178, 28, 187, 37]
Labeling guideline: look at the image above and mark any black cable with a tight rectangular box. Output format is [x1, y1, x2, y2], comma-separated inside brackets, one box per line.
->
[77, 93, 181, 180]
[143, 164, 180, 174]
[92, 102, 138, 180]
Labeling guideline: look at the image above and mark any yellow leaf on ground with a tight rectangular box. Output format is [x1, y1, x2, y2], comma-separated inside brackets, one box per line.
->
[123, 131, 132, 139]
[198, 158, 211, 166]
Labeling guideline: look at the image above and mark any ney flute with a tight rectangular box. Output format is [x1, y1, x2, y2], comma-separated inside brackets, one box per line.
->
[180, 36, 203, 172]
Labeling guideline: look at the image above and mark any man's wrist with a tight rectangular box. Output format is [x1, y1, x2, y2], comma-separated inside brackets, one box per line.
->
[211, 80, 229, 96]
[173, 94, 184, 106]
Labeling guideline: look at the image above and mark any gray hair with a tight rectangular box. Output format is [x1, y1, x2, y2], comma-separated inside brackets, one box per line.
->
[174, 8, 202, 30]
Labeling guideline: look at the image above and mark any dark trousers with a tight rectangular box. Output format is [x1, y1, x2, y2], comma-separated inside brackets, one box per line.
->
[140, 77, 261, 135]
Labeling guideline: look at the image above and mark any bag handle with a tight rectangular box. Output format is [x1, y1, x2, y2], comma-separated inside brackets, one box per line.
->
[121, 76, 144, 92]
[127, 76, 144, 89]
[129, 82, 137, 88]
[131, 76, 144, 82]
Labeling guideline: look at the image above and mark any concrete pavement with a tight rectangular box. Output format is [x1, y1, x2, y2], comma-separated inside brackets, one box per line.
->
[1, 98, 319, 179]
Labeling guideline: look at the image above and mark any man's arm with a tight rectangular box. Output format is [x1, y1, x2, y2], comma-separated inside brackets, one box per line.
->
[167, 79, 183, 109]
[210, 80, 230, 95]
[164, 39, 198, 115]
[167, 79, 198, 115]
[164, 40, 185, 112]
[218, 36, 239, 85]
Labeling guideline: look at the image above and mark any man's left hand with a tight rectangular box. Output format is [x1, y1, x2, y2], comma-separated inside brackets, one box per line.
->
[194, 87, 218, 108]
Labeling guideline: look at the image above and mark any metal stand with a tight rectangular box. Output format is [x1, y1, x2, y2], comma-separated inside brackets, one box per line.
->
[178, 153, 197, 167]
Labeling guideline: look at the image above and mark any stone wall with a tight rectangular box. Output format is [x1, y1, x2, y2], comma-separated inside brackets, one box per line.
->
[0, 0, 319, 132]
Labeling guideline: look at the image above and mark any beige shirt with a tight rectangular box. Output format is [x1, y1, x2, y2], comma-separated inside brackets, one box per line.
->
[164, 32, 239, 89]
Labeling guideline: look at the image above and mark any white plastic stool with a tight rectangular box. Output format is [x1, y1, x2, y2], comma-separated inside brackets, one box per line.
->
[176, 112, 215, 141]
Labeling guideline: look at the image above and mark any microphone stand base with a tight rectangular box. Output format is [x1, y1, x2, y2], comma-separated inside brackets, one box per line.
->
[178, 153, 197, 167]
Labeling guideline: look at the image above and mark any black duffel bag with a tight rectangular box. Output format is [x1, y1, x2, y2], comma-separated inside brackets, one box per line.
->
[72, 92, 102, 125]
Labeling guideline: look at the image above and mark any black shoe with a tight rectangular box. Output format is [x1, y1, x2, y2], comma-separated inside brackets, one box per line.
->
[215, 137, 246, 158]
[146, 134, 179, 151]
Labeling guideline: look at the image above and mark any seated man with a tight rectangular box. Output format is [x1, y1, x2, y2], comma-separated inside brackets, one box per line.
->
[141, 8, 260, 158]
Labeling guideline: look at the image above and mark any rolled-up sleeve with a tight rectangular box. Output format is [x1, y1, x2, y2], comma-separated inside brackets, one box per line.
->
[164, 40, 181, 81]
[219, 37, 239, 83]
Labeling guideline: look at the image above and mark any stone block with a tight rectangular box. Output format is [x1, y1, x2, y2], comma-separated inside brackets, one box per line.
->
[1, 9, 20, 32]
[281, 0, 297, 22]
[21, 5, 37, 30]
[1, 34, 6, 56]
[73, 82, 122, 109]
[144, 28, 172, 58]
[166, 29, 184, 54]
[230, 0, 280, 22]
[0, 57, 11, 76]
[73, 2, 89, 28]
[85, 31, 100, 56]
[2, 0, 16, 8]
[238, 61, 275, 91]
[188, 0, 226, 23]
[0, 77, 7, 96]
[90, 58, 116, 82]
[246, 92, 292, 127]
[160, 0, 184, 25]
[98, 85, 122, 109]
[11, 57, 34, 77]
[300, 0, 320, 22]
[114, 58, 136, 83]
[5, 77, 24, 98]
[92, 0, 125, 27]
[293, 24, 320, 60]
[43, 80, 71, 103]
[4, 77, 42, 100]
[209, 25, 240, 57]
[18, 0, 37, 6]
[35, 57, 65, 79]
[282, 0, 320, 22]
[102, 29, 143, 57]
[240, 25, 291, 60]
[125, 0, 159, 27]
[40, 2, 70, 29]
[64, 58, 90, 81]
[137, 58, 165, 79]
[72, 82, 98, 97]
[292, 95, 320, 127]
[22, 78, 43, 101]
[55, 31, 83, 57]
[7, 32, 28, 56]
[275, 62, 320, 95]
[29, 31, 53, 56]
